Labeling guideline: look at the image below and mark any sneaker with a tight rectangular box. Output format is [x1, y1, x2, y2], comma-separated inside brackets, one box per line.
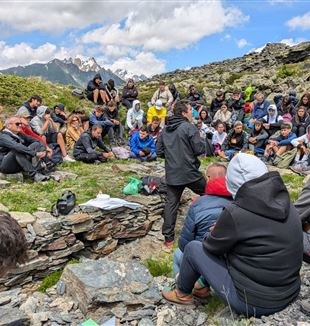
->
[162, 287, 194, 305]
[63, 155, 75, 162]
[33, 173, 50, 182]
[192, 278, 211, 303]
[163, 241, 174, 249]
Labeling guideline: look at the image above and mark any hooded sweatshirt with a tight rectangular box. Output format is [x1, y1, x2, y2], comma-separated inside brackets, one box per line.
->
[126, 100, 144, 129]
[291, 125, 310, 148]
[212, 130, 227, 146]
[87, 73, 104, 94]
[204, 153, 303, 309]
[156, 115, 205, 185]
[30, 106, 52, 135]
[178, 177, 232, 252]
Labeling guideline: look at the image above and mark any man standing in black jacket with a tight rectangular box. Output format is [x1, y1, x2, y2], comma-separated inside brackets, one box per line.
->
[156, 100, 206, 247]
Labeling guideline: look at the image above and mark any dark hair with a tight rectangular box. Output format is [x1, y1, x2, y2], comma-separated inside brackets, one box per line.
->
[107, 79, 115, 88]
[29, 95, 42, 103]
[151, 116, 160, 123]
[221, 101, 228, 107]
[216, 121, 225, 129]
[174, 100, 191, 117]
[0, 211, 28, 272]
[107, 101, 116, 108]
[159, 80, 165, 86]
[140, 126, 148, 133]
[45, 108, 51, 114]
[216, 91, 223, 97]
[92, 124, 103, 131]
[233, 90, 240, 95]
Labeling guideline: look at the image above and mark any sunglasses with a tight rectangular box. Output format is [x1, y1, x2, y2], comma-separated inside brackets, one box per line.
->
[12, 122, 22, 126]
[72, 119, 78, 122]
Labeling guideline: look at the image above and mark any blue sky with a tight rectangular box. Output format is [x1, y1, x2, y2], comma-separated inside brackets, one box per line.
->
[0, 0, 309, 76]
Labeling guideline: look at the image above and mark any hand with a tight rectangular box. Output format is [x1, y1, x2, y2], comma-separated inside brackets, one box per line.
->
[46, 147, 53, 158]
[139, 151, 145, 157]
[45, 114, 51, 120]
[130, 127, 136, 132]
[114, 120, 120, 125]
[147, 153, 152, 158]
[209, 223, 216, 232]
[36, 151, 46, 159]
[103, 151, 114, 159]
[231, 138, 237, 144]
[249, 118, 255, 124]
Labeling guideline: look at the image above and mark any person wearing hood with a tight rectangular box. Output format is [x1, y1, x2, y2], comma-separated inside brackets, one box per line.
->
[126, 100, 144, 132]
[248, 120, 268, 153]
[130, 126, 156, 161]
[30, 106, 75, 162]
[87, 73, 108, 105]
[187, 85, 204, 107]
[262, 104, 284, 136]
[147, 99, 167, 128]
[17, 95, 42, 119]
[242, 86, 255, 103]
[51, 103, 67, 130]
[156, 100, 206, 247]
[290, 124, 310, 173]
[151, 80, 173, 108]
[292, 106, 310, 137]
[173, 163, 232, 277]
[163, 153, 303, 317]
[121, 79, 138, 110]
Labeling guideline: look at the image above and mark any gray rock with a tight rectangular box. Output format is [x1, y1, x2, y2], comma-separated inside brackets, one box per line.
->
[0, 307, 29, 326]
[56, 280, 66, 295]
[32, 213, 61, 236]
[138, 318, 155, 326]
[10, 211, 36, 227]
[0, 172, 23, 182]
[0, 180, 10, 188]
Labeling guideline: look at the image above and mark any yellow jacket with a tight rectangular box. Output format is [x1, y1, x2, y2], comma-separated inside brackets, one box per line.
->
[147, 106, 167, 124]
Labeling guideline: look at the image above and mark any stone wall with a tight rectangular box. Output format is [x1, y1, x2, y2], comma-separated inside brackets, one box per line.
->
[0, 194, 177, 291]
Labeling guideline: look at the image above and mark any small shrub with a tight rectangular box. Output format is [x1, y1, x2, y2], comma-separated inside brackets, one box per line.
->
[145, 258, 172, 277]
[226, 73, 243, 85]
[276, 65, 298, 79]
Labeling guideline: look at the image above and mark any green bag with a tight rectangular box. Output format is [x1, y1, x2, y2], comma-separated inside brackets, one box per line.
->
[123, 177, 142, 195]
[273, 148, 297, 169]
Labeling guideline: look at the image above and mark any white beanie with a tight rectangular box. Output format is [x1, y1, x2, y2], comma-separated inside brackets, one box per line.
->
[226, 153, 268, 199]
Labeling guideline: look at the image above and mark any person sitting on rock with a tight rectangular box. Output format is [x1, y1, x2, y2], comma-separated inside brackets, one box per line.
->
[262, 122, 296, 163]
[104, 101, 124, 146]
[242, 86, 255, 104]
[290, 125, 310, 173]
[146, 116, 161, 143]
[297, 93, 310, 112]
[173, 163, 231, 277]
[73, 125, 114, 163]
[248, 120, 268, 154]
[228, 90, 245, 124]
[104, 79, 120, 107]
[248, 93, 270, 127]
[65, 115, 84, 150]
[211, 122, 227, 155]
[30, 106, 75, 162]
[163, 153, 303, 318]
[187, 85, 204, 107]
[278, 95, 295, 121]
[219, 121, 248, 159]
[0, 211, 28, 278]
[130, 126, 156, 161]
[87, 73, 108, 105]
[292, 106, 310, 137]
[17, 95, 42, 119]
[151, 80, 173, 108]
[0, 117, 49, 182]
[121, 79, 138, 110]
[212, 102, 232, 129]
[210, 91, 225, 118]
[126, 100, 144, 134]
[262, 104, 283, 136]
[147, 100, 167, 128]
[51, 103, 67, 133]
[89, 105, 114, 140]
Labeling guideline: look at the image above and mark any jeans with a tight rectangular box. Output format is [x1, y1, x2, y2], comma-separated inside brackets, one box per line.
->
[225, 149, 239, 159]
[173, 248, 183, 277]
[130, 151, 157, 161]
[108, 124, 124, 143]
[178, 241, 286, 317]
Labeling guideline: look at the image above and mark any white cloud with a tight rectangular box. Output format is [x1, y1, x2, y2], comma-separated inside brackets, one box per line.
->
[103, 52, 166, 78]
[237, 38, 249, 48]
[286, 11, 310, 30]
[82, 2, 248, 51]
[280, 38, 306, 46]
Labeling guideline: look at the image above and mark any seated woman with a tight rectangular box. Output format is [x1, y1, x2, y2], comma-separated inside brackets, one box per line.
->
[262, 104, 283, 136]
[278, 95, 294, 122]
[292, 106, 310, 137]
[248, 120, 268, 154]
[211, 122, 227, 155]
[262, 122, 296, 163]
[291, 125, 310, 173]
[66, 115, 84, 150]
[297, 93, 310, 113]
[130, 126, 156, 161]
[219, 121, 248, 159]
[212, 102, 232, 129]
[199, 107, 212, 125]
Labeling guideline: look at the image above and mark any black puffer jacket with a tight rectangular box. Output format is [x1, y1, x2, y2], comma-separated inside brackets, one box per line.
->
[156, 116, 205, 185]
[204, 171, 303, 309]
[73, 131, 109, 157]
[87, 73, 105, 95]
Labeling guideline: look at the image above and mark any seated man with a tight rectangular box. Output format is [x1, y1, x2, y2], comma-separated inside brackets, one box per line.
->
[73, 125, 114, 163]
[0, 211, 28, 278]
[104, 101, 124, 145]
[130, 126, 156, 161]
[173, 163, 231, 276]
[104, 79, 120, 106]
[163, 153, 303, 317]
[146, 116, 161, 142]
[51, 103, 67, 132]
[17, 95, 42, 119]
[219, 121, 249, 159]
[147, 100, 167, 127]
[121, 79, 138, 110]
[248, 120, 269, 153]
[126, 100, 144, 133]
[30, 106, 75, 162]
[228, 90, 245, 124]
[187, 85, 204, 107]
[248, 93, 270, 127]
[262, 122, 297, 163]
[210, 91, 225, 118]
[0, 117, 49, 182]
[151, 80, 173, 108]
[89, 105, 114, 139]
[87, 73, 108, 105]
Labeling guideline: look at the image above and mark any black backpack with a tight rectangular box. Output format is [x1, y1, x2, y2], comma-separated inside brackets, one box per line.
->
[140, 176, 167, 195]
[71, 89, 84, 99]
[52, 191, 76, 216]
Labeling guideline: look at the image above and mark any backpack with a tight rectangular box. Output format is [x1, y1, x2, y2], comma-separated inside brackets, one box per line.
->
[140, 176, 167, 195]
[52, 191, 76, 216]
[71, 89, 84, 99]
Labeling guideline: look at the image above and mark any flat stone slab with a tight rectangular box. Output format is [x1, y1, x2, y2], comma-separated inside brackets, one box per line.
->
[0, 180, 10, 188]
[10, 212, 36, 227]
[0, 307, 29, 326]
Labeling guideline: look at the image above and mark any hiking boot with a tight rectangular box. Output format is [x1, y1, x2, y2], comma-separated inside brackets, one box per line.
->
[33, 173, 50, 182]
[162, 287, 194, 305]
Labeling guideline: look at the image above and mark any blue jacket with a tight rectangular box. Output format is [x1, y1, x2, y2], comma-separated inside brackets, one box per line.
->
[270, 131, 297, 146]
[89, 112, 114, 128]
[178, 178, 232, 252]
[130, 131, 156, 155]
[251, 99, 270, 120]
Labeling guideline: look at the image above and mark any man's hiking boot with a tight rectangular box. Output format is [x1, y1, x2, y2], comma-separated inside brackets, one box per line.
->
[162, 287, 195, 305]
